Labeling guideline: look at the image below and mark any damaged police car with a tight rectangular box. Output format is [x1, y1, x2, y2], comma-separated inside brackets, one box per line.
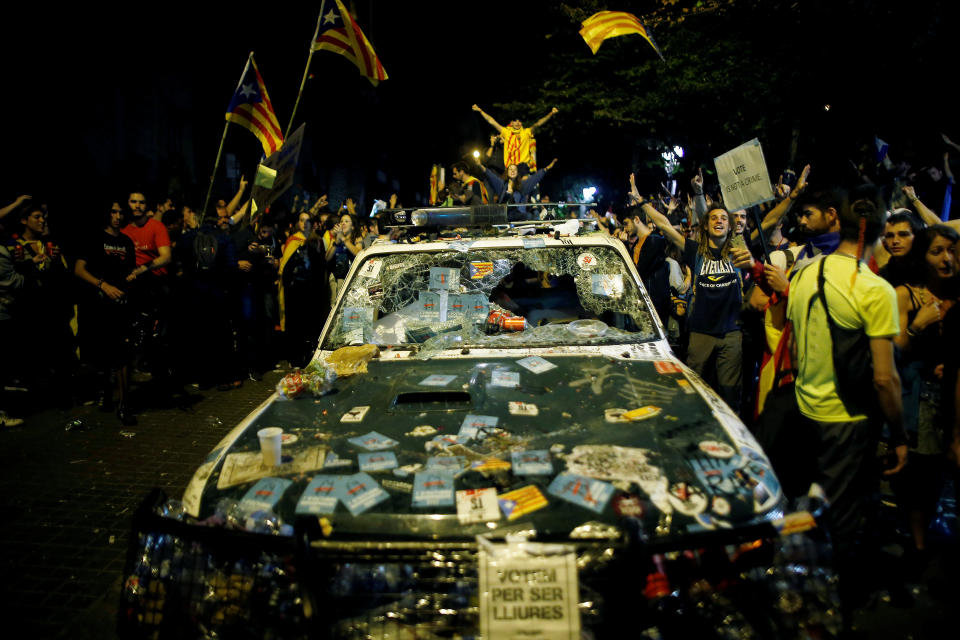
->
[122, 207, 838, 639]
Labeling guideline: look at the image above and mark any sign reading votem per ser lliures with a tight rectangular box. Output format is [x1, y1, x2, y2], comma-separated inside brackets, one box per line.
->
[250, 123, 306, 209]
[713, 138, 775, 212]
[479, 542, 580, 639]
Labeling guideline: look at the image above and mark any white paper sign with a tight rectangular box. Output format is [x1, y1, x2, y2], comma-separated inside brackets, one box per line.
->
[479, 543, 581, 639]
[713, 138, 775, 211]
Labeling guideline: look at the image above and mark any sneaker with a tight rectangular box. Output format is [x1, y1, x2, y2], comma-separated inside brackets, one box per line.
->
[1, 412, 25, 428]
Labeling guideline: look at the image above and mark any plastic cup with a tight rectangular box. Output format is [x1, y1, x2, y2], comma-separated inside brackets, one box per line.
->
[257, 427, 283, 466]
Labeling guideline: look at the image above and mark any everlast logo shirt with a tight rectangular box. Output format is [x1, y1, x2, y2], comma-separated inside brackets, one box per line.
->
[683, 243, 742, 336]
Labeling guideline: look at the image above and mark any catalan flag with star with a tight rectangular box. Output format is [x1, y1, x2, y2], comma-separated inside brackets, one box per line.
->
[312, 0, 388, 86]
[225, 53, 285, 157]
[579, 10, 664, 60]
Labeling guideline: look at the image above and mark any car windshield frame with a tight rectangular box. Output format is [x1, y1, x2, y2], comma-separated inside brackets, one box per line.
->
[319, 241, 661, 352]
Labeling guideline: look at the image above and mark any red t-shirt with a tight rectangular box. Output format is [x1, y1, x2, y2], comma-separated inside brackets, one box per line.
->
[122, 218, 171, 275]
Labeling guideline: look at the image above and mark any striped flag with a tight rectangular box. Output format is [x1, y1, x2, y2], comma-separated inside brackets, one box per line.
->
[498, 485, 548, 520]
[579, 10, 664, 60]
[225, 54, 284, 157]
[312, 0, 388, 86]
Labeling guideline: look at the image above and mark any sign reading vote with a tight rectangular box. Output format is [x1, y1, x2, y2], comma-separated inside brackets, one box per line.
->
[479, 543, 580, 639]
[713, 138, 774, 212]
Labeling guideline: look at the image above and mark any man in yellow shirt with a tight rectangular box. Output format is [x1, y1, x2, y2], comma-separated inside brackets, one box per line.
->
[786, 184, 907, 623]
[472, 104, 558, 172]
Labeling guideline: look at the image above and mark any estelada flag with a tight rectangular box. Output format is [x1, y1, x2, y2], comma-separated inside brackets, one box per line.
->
[579, 10, 664, 60]
[312, 0, 388, 86]
[225, 53, 285, 157]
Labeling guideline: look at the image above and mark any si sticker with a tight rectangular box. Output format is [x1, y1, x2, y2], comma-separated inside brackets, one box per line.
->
[577, 252, 598, 270]
[341, 406, 370, 423]
[358, 259, 382, 279]
[456, 488, 501, 524]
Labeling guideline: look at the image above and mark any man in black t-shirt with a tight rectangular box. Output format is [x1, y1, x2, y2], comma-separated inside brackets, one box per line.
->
[616, 210, 671, 329]
[74, 202, 137, 425]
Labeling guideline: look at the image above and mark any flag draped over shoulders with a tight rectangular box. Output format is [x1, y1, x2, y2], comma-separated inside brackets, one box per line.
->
[225, 54, 285, 157]
[312, 0, 388, 86]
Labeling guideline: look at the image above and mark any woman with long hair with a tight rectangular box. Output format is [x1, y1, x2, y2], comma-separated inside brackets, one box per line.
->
[325, 212, 363, 304]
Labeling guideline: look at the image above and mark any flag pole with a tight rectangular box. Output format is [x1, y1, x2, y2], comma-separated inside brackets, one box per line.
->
[285, 1, 325, 139]
[201, 52, 254, 225]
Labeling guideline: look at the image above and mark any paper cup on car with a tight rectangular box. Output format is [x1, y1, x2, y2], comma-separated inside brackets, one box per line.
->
[257, 427, 284, 466]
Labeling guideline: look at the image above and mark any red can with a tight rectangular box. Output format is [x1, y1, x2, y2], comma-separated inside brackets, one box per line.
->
[502, 316, 526, 331]
[487, 309, 505, 326]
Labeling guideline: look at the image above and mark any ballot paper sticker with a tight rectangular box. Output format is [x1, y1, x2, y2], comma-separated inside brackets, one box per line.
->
[342, 307, 373, 330]
[335, 473, 390, 516]
[412, 470, 456, 508]
[490, 370, 520, 388]
[295, 476, 340, 514]
[358, 259, 382, 280]
[348, 430, 398, 450]
[591, 274, 624, 299]
[548, 473, 615, 514]
[358, 451, 398, 472]
[654, 360, 683, 375]
[240, 477, 293, 512]
[456, 488, 501, 524]
[340, 406, 371, 423]
[516, 356, 557, 374]
[577, 252, 599, 270]
[419, 374, 456, 387]
[511, 450, 553, 476]
[323, 452, 354, 470]
[459, 414, 498, 441]
[417, 291, 441, 321]
[429, 267, 459, 291]
[508, 401, 539, 416]
[498, 485, 548, 520]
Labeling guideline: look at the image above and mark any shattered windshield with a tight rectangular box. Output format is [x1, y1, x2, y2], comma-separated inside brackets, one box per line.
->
[322, 244, 658, 352]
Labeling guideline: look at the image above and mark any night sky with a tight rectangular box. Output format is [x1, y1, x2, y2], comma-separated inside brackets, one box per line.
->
[4, 1, 958, 233]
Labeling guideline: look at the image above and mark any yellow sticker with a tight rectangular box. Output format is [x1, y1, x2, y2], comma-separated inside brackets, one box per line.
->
[623, 406, 662, 421]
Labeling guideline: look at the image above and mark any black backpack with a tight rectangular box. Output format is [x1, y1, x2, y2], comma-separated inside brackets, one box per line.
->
[193, 230, 219, 272]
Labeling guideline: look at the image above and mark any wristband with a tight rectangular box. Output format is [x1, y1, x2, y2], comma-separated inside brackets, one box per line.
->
[97, 279, 104, 289]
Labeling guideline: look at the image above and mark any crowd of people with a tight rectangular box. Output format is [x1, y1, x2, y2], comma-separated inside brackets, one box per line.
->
[1, 115, 958, 625]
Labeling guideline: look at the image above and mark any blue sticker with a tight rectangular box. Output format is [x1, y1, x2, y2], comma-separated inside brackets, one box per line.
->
[417, 291, 441, 321]
[342, 306, 374, 330]
[458, 414, 498, 441]
[446, 293, 465, 316]
[547, 473, 615, 514]
[490, 370, 520, 388]
[511, 450, 553, 476]
[240, 477, 293, 511]
[348, 431, 399, 451]
[460, 293, 489, 318]
[358, 451, 398, 472]
[334, 473, 390, 515]
[295, 475, 341, 514]
[419, 374, 456, 387]
[412, 470, 456, 508]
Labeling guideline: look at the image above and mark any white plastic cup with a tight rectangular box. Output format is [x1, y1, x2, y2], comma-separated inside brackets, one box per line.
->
[257, 427, 283, 466]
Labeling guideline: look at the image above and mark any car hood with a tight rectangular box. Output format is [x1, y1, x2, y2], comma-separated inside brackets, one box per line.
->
[184, 349, 783, 546]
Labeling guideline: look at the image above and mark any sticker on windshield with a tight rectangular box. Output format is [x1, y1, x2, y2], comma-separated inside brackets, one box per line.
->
[469, 261, 494, 279]
[426, 455, 466, 472]
[577, 252, 599, 270]
[516, 356, 557, 374]
[429, 267, 459, 291]
[591, 274, 624, 299]
[418, 291, 441, 321]
[340, 406, 371, 423]
[654, 360, 682, 374]
[548, 473, 615, 514]
[511, 450, 553, 476]
[498, 485, 548, 520]
[358, 451, 398, 473]
[419, 374, 456, 387]
[508, 401, 539, 416]
[295, 476, 340, 514]
[461, 292, 489, 317]
[522, 237, 546, 249]
[240, 477, 293, 512]
[342, 307, 373, 330]
[335, 473, 390, 515]
[348, 430, 398, 450]
[456, 488, 501, 524]
[667, 482, 708, 516]
[412, 470, 456, 508]
[699, 441, 736, 458]
[490, 370, 520, 388]
[358, 258, 382, 279]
